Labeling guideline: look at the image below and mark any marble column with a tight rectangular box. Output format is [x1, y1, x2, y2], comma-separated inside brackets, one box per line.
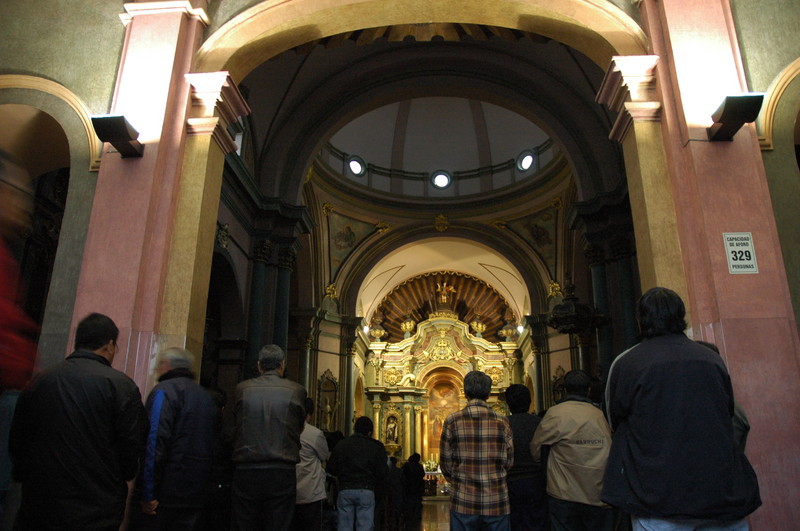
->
[414, 405, 422, 455]
[403, 404, 412, 459]
[610, 234, 639, 348]
[70, 4, 231, 387]
[245, 240, 271, 378]
[273, 245, 296, 352]
[343, 346, 356, 435]
[585, 242, 613, 379]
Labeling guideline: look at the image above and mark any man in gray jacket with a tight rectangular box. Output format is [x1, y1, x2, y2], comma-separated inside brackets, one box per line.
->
[231, 344, 307, 531]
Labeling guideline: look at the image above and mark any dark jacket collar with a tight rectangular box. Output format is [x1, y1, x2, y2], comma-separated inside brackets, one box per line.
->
[158, 367, 195, 382]
[67, 349, 111, 367]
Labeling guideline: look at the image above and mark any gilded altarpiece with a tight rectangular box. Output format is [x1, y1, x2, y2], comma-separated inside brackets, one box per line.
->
[366, 310, 518, 462]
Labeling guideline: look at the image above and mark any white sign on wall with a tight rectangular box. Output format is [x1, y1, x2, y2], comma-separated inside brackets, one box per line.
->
[723, 232, 758, 274]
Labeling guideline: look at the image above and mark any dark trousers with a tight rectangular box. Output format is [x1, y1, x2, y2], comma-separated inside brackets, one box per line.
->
[508, 478, 548, 531]
[547, 495, 613, 531]
[129, 506, 203, 531]
[290, 500, 323, 531]
[231, 468, 296, 531]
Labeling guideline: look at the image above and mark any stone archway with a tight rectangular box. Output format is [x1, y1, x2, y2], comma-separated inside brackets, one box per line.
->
[0, 79, 101, 366]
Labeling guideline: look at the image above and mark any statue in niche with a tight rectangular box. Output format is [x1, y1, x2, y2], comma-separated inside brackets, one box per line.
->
[386, 415, 399, 443]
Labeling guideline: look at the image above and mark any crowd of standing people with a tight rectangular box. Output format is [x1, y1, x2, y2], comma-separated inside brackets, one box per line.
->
[0, 223, 762, 531]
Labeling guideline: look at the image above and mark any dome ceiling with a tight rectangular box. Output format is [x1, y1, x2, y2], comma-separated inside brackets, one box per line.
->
[329, 97, 551, 175]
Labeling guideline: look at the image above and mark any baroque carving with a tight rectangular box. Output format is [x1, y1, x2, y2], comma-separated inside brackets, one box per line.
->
[384, 367, 403, 386]
[215, 223, 230, 249]
[485, 366, 504, 385]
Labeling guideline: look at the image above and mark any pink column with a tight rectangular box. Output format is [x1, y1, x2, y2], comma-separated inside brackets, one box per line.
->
[70, 3, 207, 388]
[640, 0, 800, 527]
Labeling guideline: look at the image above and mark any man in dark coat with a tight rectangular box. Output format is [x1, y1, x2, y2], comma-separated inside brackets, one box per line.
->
[401, 453, 424, 530]
[132, 347, 218, 530]
[9, 313, 147, 531]
[327, 416, 388, 531]
[603, 287, 761, 530]
[504, 384, 547, 531]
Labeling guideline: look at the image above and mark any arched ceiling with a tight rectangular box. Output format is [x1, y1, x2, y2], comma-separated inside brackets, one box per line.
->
[356, 237, 530, 325]
[373, 270, 515, 343]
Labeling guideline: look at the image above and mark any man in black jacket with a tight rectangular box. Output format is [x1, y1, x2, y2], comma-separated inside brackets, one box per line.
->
[132, 347, 218, 530]
[9, 313, 147, 531]
[603, 287, 761, 530]
[327, 416, 388, 531]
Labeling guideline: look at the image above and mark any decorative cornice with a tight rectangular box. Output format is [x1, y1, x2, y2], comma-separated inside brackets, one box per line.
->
[0, 75, 102, 171]
[597, 55, 662, 143]
[185, 72, 251, 154]
[120, 1, 209, 26]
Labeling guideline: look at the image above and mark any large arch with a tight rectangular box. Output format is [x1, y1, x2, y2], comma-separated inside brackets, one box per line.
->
[0, 76, 102, 364]
[196, 0, 648, 79]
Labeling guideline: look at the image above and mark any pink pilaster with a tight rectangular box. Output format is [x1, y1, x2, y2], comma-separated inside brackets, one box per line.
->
[639, 0, 800, 527]
[71, 3, 207, 389]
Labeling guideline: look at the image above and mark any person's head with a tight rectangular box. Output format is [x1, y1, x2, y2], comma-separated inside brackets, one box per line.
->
[0, 149, 33, 237]
[74, 313, 119, 361]
[258, 344, 286, 375]
[505, 383, 532, 414]
[304, 397, 315, 421]
[464, 370, 492, 401]
[389, 457, 398, 467]
[157, 347, 194, 376]
[564, 369, 591, 397]
[353, 416, 374, 436]
[408, 452, 421, 463]
[636, 287, 687, 339]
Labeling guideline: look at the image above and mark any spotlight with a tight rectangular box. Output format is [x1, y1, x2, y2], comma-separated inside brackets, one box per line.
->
[706, 94, 764, 142]
[91, 115, 144, 158]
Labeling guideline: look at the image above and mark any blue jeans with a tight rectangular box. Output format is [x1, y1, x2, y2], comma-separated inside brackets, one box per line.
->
[449, 510, 510, 531]
[632, 515, 750, 531]
[337, 489, 375, 531]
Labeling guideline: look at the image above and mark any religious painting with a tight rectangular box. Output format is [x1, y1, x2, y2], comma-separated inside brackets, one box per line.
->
[428, 381, 460, 458]
[506, 206, 558, 277]
[328, 212, 376, 278]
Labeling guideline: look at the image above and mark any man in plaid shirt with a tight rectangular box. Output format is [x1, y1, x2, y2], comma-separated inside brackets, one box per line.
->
[440, 371, 514, 530]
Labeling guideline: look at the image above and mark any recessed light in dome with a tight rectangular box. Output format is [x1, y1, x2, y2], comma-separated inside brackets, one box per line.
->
[516, 150, 535, 172]
[431, 171, 452, 189]
[348, 156, 365, 176]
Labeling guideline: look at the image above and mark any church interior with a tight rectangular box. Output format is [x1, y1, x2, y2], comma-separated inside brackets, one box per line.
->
[1, 0, 799, 527]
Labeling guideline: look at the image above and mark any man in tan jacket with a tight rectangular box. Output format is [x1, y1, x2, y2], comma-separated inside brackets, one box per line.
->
[530, 370, 612, 531]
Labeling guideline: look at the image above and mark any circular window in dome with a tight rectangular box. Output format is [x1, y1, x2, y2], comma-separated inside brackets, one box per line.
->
[516, 150, 535, 172]
[348, 156, 366, 176]
[431, 170, 452, 189]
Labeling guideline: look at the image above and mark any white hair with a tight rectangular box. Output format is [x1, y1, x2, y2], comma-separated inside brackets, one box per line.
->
[159, 347, 194, 371]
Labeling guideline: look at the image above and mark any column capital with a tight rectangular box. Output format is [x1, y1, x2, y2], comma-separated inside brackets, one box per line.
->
[121, 1, 209, 25]
[596, 55, 662, 142]
[277, 245, 297, 270]
[185, 71, 251, 154]
[584, 242, 606, 267]
[253, 240, 272, 263]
